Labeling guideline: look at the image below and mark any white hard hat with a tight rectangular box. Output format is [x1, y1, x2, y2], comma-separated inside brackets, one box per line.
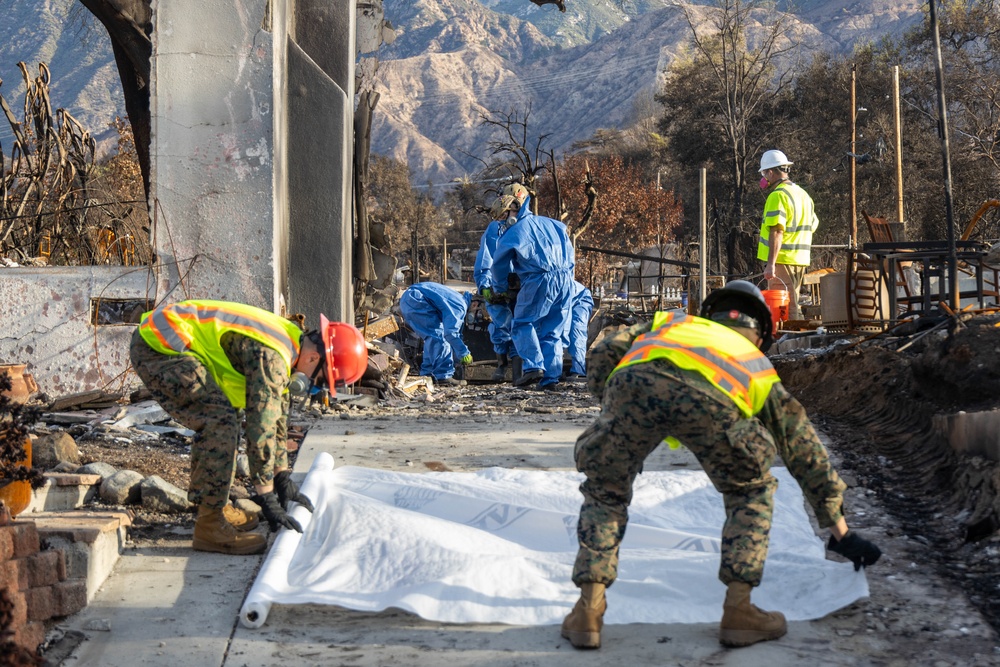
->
[759, 149, 793, 173]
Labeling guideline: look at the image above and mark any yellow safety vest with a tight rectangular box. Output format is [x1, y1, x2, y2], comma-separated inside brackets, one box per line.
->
[610, 311, 780, 418]
[756, 181, 818, 266]
[137, 300, 303, 409]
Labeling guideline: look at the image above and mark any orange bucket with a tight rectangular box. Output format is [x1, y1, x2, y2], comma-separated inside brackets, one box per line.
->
[761, 289, 789, 334]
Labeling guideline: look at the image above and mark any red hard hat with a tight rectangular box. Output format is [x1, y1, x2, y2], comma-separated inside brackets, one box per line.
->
[319, 315, 368, 386]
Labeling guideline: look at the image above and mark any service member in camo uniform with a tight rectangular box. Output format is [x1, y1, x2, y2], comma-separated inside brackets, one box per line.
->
[130, 300, 331, 555]
[561, 280, 882, 650]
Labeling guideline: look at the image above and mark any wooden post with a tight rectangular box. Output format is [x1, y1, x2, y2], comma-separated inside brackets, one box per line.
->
[411, 228, 419, 285]
[700, 167, 707, 305]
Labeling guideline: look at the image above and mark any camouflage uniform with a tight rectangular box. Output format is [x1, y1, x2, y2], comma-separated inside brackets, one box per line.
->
[573, 321, 846, 588]
[129, 329, 290, 509]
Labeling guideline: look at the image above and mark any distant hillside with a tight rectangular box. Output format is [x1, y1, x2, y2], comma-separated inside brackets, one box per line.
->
[373, 0, 925, 187]
[0, 1, 125, 153]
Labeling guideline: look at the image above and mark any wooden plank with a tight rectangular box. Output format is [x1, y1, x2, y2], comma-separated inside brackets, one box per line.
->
[48, 390, 106, 411]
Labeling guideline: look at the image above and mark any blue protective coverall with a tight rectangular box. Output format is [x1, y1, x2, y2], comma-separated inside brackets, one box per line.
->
[399, 282, 473, 381]
[473, 219, 515, 357]
[562, 280, 595, 376]
[491, 196, 575, 386]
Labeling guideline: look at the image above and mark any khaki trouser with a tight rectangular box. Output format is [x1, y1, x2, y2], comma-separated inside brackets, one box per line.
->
[768, 264, 806, 320]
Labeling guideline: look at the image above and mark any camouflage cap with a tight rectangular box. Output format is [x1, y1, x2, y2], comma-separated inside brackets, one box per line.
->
[488, 183, 529, 220]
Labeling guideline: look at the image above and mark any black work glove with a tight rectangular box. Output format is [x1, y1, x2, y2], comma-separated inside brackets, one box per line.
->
[274, 470, 315, 513]
[828, 530, 882, 571]
[252, 492, 304, 533]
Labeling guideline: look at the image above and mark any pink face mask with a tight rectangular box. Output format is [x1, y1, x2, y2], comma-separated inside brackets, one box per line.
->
[759, 176, 770, 190]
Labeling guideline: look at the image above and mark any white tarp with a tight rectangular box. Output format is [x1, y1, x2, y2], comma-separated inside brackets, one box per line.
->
[239, 452, 868, 628]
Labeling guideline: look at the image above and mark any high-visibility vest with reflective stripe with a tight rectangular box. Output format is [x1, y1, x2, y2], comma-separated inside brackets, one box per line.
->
[756, 181, 818, 266]
[610, 311, 780, 418]
[137, 300, 303, 409]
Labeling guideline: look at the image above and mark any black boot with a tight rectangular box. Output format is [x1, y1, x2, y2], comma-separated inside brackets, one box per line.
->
[510, 355, 523, 384]
[491, 354, 509, 382]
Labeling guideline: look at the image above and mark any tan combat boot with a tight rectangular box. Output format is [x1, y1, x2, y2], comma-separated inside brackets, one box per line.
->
[193, 505, 266, 555]
[222, 502, 260, 531]
[561, 583, 607, 649]
[719, 581, 787, 647]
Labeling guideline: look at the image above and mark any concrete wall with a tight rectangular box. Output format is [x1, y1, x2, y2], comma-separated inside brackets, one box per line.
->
[286, 42, 354, 323]
[150, 0, 277, 307]
[0, 268, 152, 397]
[284, 0, 355, 324]
[150, 0, 354, 324]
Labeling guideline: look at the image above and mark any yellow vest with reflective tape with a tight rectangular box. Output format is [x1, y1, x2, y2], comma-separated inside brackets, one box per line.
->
[610, 311, 780, 418]
[137, 300, 303, 409]
[756, 181, 818, 266]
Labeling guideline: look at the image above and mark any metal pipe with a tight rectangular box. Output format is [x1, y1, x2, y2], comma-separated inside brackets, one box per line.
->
[850, 64, 857, 248]
[893, 65, 905, 224]
[928, 0, 959, 312]
[577, 245, 699, 269]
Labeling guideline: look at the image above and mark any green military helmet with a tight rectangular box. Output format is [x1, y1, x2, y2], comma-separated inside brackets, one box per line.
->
[700, 280, 774, 352]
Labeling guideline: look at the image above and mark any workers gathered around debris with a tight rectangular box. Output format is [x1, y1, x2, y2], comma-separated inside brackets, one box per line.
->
[563, 280, 881, 649]
[562, 280, 594, 381]
[488, 183, 576, 389]
[757, 149, 819, 320]
[474, 210, 517, 382]
[398, 281, 474, 387]
[129, 300, 343, 555]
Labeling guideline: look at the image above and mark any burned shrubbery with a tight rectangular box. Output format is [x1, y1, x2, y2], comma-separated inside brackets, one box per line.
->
[1, 62, 150, 267]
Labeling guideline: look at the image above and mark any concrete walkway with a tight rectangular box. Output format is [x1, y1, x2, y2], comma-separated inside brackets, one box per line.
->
[59, 411, 996, 666]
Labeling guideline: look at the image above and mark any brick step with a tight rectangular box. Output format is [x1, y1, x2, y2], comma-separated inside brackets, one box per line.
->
[1, 510, 131, 652]
[30, 510, 132, 602]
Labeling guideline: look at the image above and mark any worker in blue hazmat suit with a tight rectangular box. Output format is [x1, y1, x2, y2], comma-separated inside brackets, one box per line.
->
[474, 212, 516, 382]
[489, 183, 575, 389]
[563, 280, 594, 380]
[399, 282, 474, 387]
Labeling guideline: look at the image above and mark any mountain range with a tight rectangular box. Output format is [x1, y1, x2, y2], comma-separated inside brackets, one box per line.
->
[373, 0, 925, 188]
[1, 1, 926, 186]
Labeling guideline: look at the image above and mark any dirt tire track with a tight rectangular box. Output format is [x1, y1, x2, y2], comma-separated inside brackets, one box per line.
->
[775, 318, 1000, 630]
